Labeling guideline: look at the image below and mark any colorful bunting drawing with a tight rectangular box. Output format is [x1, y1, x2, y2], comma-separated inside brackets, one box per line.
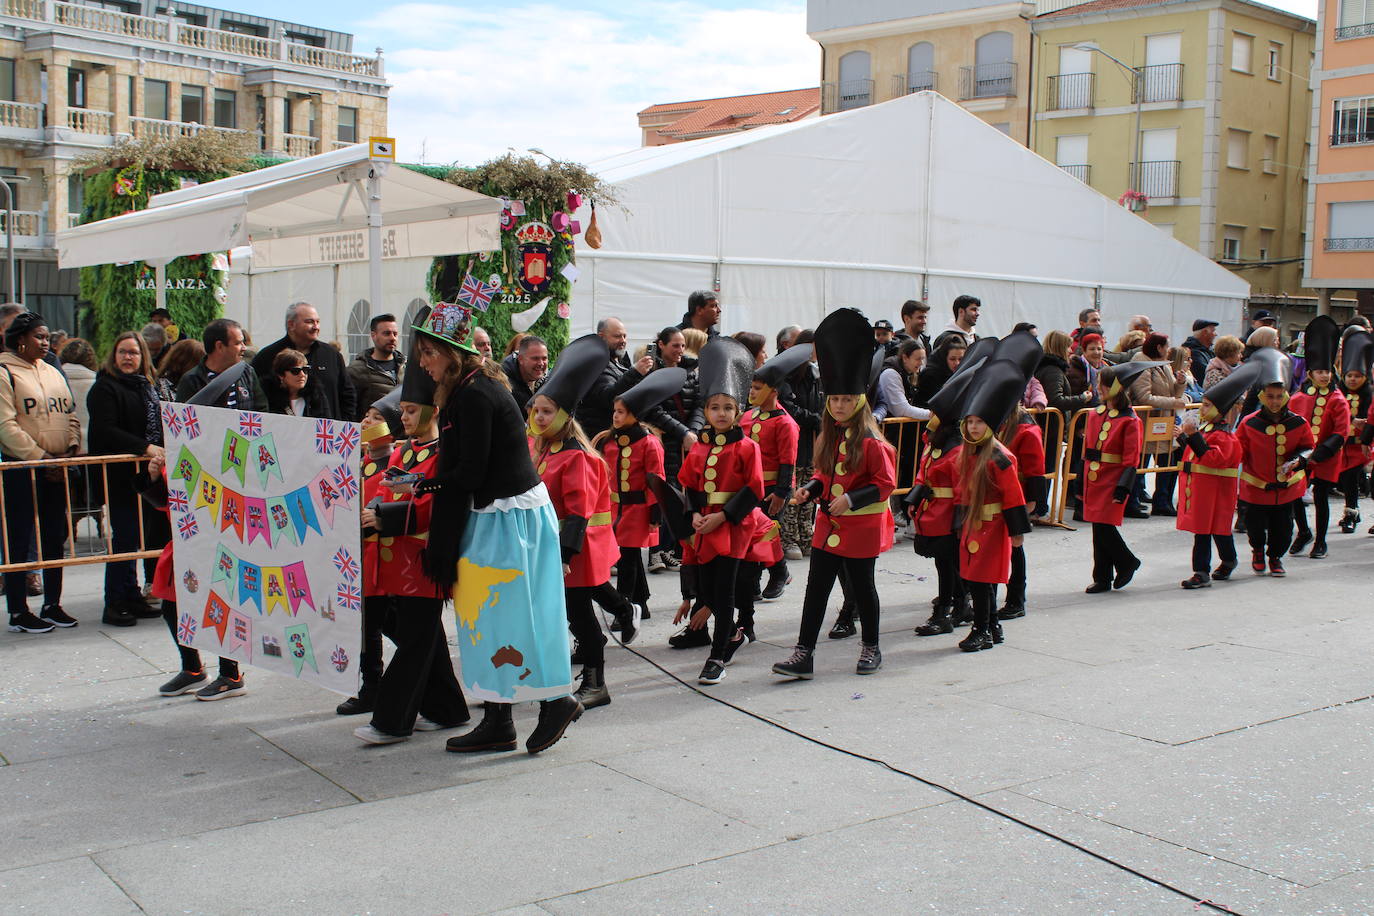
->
[284, 623, 318, 676]
[264, 566, 288, 616]
[266, 496, 295, 546]
[287, 486, 322, 541]
[195, 473, 222, 511]
[238, 560, 263, 613]
[203, 591, 231, 643]
[332, 547, 358, 581]
[336, 581, 361, 612]
[174, 446, 201, 488]
[219, 487, 245, 541]
[333, 424, 359, 459]
[309, 468, 345, 526]
[176, 511, 199, 540]
[254, 434, 283, 488]
[331, 464, 359, 502]
[284, 561, 315, 615]
[176, 612, 197, 644]
[221, 429, 249, 484]
[238, 411, 263, 437]
[162, 404, 184, 437]
[245, 497, 271, 547]
[211, 545, 238, 598]
[314, 419, 334, 454]
[227, 611, 253, 662]
[181, 406, 201, 438]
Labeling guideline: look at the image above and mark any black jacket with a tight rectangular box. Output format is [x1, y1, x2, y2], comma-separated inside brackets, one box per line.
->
[87, 370, 160, 490]
[175, 361, 268, 411]
[1182, 335, 1215, 385]
[1035, 353, 1095, 414]
[345, 350, 404, 420]
[502, 358, 541, 412]
[266, 376, 329, 418]
[780, 361, 821, 467]
[252, 337, 356, 421]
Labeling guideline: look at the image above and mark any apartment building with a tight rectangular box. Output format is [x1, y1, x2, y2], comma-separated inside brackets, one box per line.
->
[806, 0, 1035, 142]
[0, 0, 388, 325]
[1303, 0, 1374, 314]
[1033, 0, 1315, 298]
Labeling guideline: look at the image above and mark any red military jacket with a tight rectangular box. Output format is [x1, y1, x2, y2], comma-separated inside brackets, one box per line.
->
[1339, 383, 1370, 471]
[804, 432, 896, 559]
[601, 423, 664, 549]
[1290, 384, 1349, 484]
[1007, 419, 1046, 482]
[533, 438, 618, 588]
[910, 431, 962, 538]
[1176, 426, 1241, 536]
[368, 439, 443, 600]
[1238, 408, 1315, 506]
[740, 405, 800, 502]
[360, 444, 394, 599]
[955, 442, 1027, 584]
[678, 427, 765, 564]
[743, 507, 784, 566]
[1081, 406, 1142, 526]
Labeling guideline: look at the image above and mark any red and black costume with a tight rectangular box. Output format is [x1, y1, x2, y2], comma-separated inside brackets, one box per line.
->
[1289, 315, 1349, 557]
[1000, 412, 1045, 616]
[346, 393, 400, 713]
[1238, 349, 1315, 569]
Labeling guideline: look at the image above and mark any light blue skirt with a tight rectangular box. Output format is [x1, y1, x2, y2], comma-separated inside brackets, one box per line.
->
[452, 483, 571, 703]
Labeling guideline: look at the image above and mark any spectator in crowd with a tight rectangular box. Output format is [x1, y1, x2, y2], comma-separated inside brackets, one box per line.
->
[873, 338, 929, 422]
[1072, 308, 1101, 344]
[1129, 333, 1188, 517]
[59, 338, 97, 452]
[154, 338, 204, 402]
[1244, 325, 1280, 359]
[1012, 321, 1038, 338]
[253, 302, 355, 420]
[644, 325, 701, 572]
[914, 334, 967, 406]
[1038, 330, 1098, 413]
[87, 331, 169, 628]
[48, 329, 69, 356]
[577, 317, 639, 436]
[681, 327, 708, 359]
[504, 332, 526, 359]
[896, 299, 933, 352]
[1184, 319, 1219, 383]
[147, 307, 176, 338]
[141, 322, 168, 370]
[267, 349, 328, 417]
[873, 319, 895, 356]
[0, 312, 80, 633]
[472, 326, 494, 359]
[941, 295, 980, 345]
[1066, 332, 1107, 397]
[1116, 329, 1147, 357]
[0, 304, 64, 376]
[346, 313, 403, 420]
[678, 290, 721, 339]
[177, 319, 267, 411]
[733, 330, 767, 368]
[776, 325, 801, 353]
[1250, 310, 1278, 334]
[503, 334, 548, 411]
[778, 328, 820, 561]
[1204, 335, 1244, 390]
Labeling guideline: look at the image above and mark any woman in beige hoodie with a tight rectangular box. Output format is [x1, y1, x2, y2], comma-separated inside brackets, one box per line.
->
[0, 312, 80, 633]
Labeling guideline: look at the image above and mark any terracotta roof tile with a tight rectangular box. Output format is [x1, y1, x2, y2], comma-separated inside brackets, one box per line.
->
[1038, 0, 1175, 18]
[639, 88, 820, 141]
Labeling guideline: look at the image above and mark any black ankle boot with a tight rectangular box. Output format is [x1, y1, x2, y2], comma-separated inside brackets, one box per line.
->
[574, 664, 610, 709]
[951, 593, 973, 625]
[958, 628, 993, 652]
[446, 702, 517, 753]
[827, 604, 856, 639]
[761, 560, 791, 600]
[914, 602, 953, 636]
[988, 618, 1004, 644]
[526, 695, 583, 755]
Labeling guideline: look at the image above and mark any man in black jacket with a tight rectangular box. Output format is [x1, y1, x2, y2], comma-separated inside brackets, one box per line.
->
[503, 334, 548, 411]
[177, 319, 268, 411]
[575, 317, 634, 435]
[251, 302, 355, 420]
[1183, 318, 1218, 384]
[678, 290, 721, 339]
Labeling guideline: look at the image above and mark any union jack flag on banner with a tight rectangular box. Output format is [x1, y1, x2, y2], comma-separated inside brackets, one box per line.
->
[333, 424, 360, 458]
[332, 547, 359, 581]
[167, 488, 189, 513]
[336, 582, 362, 612]
[177, 512, 199, 540]
[331, 465, 359, 501]
[162, 405, 183, 436]
[177, 613, 197, 644]
[181, 406, 201, 438]
[238, 412, 263, 437]
[314, 419, 334, 454]
[456, 273, 497, 312]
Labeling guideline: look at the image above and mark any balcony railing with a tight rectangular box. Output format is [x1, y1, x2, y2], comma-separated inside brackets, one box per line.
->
[959, 62, 1017, 100]
[1325, 237, 1374, 251]
[0, 210, 43, 236]
[1332, 128, 1374, 146]
[1129, 160, 1180, 198]
[1047, 72, 1094, 110]
[67, 212, 82, 228]
[131, 116, 244, 141]
[1136, 63, 1183, 103]
[893, 71, 936, 96]
[284, 133, 318, 157]
[0, 99, 40, 129]
[0, 0, 384, 78]
[1335, 22, 1374, 39]
[65, 108, 112, 134]
[1060, 164, 1091, 183]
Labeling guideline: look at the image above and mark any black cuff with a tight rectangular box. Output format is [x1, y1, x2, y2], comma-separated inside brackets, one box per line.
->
[415, 478, 442, 494]
[798, 479, 824, 503]
[617, 490, 647, 505]
[1024, 477, 1048, 507]
[847, 484, 881, 511]
[1116, 465, 1138, 493]
[685, 488, 707, 512]
[1311, 434, 1344, 465]
[1002, 504, 1032, 537]
[1186, 432, 1209, 457]
[722, 487, 760, 524]
[904, 483, 932, 506]
[374, 501, 416, 537]
[769, 464, 795, 499]
[560, 515, 588, 562]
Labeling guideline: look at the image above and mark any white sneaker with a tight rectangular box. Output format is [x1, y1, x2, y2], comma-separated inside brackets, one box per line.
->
[354, 724, 408, 745]
[785, 546, 804, 561]
[413, 715, 460, 731]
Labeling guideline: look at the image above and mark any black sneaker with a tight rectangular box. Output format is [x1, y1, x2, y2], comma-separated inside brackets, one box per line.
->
[720, 628, 751, 665]
[959, 629, 994, 652]
[1268, 557, 1286, 578]
[668, 626, 711, 649]
[772, 645, 814, 679]
[647, 551, 666, 573]
[996, 604, 1025, 620]
[8, 611, 53, 634]
[698, 659, 726, 685]
[101, 604, 137, 628]
[335, 695, 375, 715]
[856, 644, 882, 675]
[159, 670, 208, 696]
[39, 604, 78, 628]
[1212, 561, 1236, 581]
[615, 602, 642, 646]
[195, 675, 246, 701]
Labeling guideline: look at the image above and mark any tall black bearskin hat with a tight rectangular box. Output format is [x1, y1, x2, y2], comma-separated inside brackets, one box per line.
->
[398, 303, 437, 415]
[754, 343, 813, 390]
[1100, 360, 1167, 399]
[992, 331, 1043, 384]
[365, 386, 405, 443]
[1199, 360, 1260, 421]
[1249, 347, 1292, 390]
[947, 336, 998, 384]
[926, 358, 986, 431]
[1302, 315, 1340, 375]
[698, 335, 755, 407]
[536, 333, 610, 414]
[961, 359, 1027, 437]
[618, 367, 687, 420]
[1341, 330, 1374, 379]
[814, 308, 874, 396]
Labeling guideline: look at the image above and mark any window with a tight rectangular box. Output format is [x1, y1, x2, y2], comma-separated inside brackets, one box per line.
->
[127, 75, 134, 116]
[144, 79, 169, 121]
[284, 31, 325, 47]
[282, 97, 292, 135]
[0, 59, 13, 102]
[180, 85, 203, 124]
[837, 51, 872, 110]
[213, 89, 236, 129]
[1338, 0, 1374, 33]
[0, 167, 20, 210]
[1263, 135, 1278, 172]
[68, 68, 86, 109]
[1056, 135, 1089, 182]
[1329, 200, 1374, 243]
[971, 31, 1015, 98]
[907, 42, 935, 92]
[1333, 97, 1374, 145]
[1258, 228, 1274, 260]
[338, 106, 357, 143]
[221, 20, 267, 37]
[1267, 43, 1282, 80]
[1227, 129, 1250, 169]
[1143, 33, 1183, 102]
[1232, 33, 1253, 73]
[1222, 226, 1244, 260]
[67, 173, 83, 222]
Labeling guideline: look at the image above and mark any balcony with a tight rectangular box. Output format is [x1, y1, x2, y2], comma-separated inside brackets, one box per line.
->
[1325, 237, 1374, 251]
[64, 108, 112, 134]
[1136, 63, 1183, 104]
[0, 99, 41, 140]
[1335, 22, 1374, 39]
[892, 72, 936, 97]
[959, 62, 1016, 100]
[0, 0, 384, 78]
[131, 116, 245, 141]
[1331, 128, 1374, 146]
[1129, 160, 1180, 199]
[1060, 164, 1091, 183]
[822, 79, 875, 113]
[284, 133, 318, 157]
[1047, 72, 1094, 111]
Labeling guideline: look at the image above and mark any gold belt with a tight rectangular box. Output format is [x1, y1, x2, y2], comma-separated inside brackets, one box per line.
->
[1240, 470, 1304, 490]
[1184, 463, 1239, 478]
[762, 471, 778, 482]
[564, 512, 613, 527]
[930, 487, 954, 499]
[844, 502, 888, 516]
[977, 502, 1003, 520]
[706, 490, 737, 505]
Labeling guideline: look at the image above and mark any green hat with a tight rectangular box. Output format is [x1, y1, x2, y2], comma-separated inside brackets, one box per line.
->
[412, 302, 479, 355]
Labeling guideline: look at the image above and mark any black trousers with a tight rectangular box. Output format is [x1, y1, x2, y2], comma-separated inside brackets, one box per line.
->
[1339, 467, 1362, 511]
[1293, 480, 1334, 543]
[617, 546, 649, 606]
[357, 596, 387, 699]
[798, 549, 878, 649]
[1191, 533, 1237, 573]
[1005, 544, 1027, 606]
[733, 560, 761, 632]
[566, 586, 607, 666]
[697, 555, 739, 660]
[3, 466, 67, 616]
[160, 598, 238, 678]
[929, 533, 965, 608]
[1091, 522, 1137, 585]
[968, 581, 994, 630]
[1246, 502, 1294, 558]
[370, 596, 468, 736]
[105, 493, 170, 604]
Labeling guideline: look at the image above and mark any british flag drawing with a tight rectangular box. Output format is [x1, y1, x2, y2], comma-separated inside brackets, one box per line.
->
[181, 406, 201, 438]
[238, 412, 263, 437]
[314, 419, 334, 454]
[333, 424, 360, 457]
[176, 512, 199, 540]
[167, 488, 189, 513]
[161, 405, 183, 436]
[330, 646, 350, 672]
[336, 582, 362, 612]
[457, 273, 497, 312]
[331, 465, 359, 501]
[177, 613, 197, 644]
[332, 547, 359, 581]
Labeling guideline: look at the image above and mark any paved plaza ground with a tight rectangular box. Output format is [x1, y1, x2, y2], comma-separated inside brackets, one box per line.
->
[2, 511, 1373, 915]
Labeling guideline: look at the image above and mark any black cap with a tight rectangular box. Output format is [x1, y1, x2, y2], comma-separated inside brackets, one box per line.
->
[698, 335, 754, 406]
[1341, 330, 1374, 378]
[948, 336, 998, 383]
[1252, 310, 1277, 324]
[962, 359, 1026, 432]
[1101, 360, 1168, 397]
[1302, 315, 1340, 375]
[537, 334, 610, 413]
[873, 319, 894, 331]
[399, 305, 437, 408]
[619, 367, 687, 419]
[1192, 318, 1219, 332]
[371, 387, 404, 439]
[755, 343, 813, 389]
[1201, 362, 1260, 418]
[814, 308, 872, 396]
[1249, 347, 1292, 389]
[991, 331, 1042, 384]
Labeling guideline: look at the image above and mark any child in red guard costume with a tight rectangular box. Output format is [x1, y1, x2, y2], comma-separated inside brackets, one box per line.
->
[988, 330, 1045, 622]
[1290, 316, 1349, 559]
[1336, 330, 1372, 534]
[678, 336, 764, 686]
[773, 308, 895, 680]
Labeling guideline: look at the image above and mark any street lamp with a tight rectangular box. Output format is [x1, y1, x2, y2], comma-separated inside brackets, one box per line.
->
[1073, 42, 1144, 197]
[0, 174, 32, 304]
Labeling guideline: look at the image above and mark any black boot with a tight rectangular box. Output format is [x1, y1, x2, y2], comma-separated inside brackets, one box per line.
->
[951, 592, 973, 625]
[335, 689, 376, 716]
[987, 618, 1004, 645]
[574, 664, 610, 710]
[1340, 509, 1360, 534]
[760, 560, 791, 600]
[914, 602, 953, 636]
[827, 603, 856, 639]
[445, 702, 517, 753]
[958, 628, 993, 652]
[526, 695, 583, 755]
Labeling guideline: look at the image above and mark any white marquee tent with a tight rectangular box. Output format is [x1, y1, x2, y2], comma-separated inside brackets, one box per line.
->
[571, 91, 1249, 344]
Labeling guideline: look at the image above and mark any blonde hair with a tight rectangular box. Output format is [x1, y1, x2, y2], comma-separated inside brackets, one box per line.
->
[681, 328, 708, 358]
[816, 397, 883, 478]
[1247, 326, 1279, 349]
[1214, 335, 1243, 360]
[1116, 329, 1146, 353]
[1041, 329, 1071, 361]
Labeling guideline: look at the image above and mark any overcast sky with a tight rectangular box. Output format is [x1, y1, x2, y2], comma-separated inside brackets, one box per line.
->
[222, 0, 1321, 168]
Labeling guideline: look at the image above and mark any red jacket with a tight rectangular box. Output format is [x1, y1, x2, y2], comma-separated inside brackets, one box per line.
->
[1007, 419, 1046, 482]
[534, 439, 618, 588]
[367, 440, 442, 599]
[360, 445, 394, 598]
[743, 507, 784, 565]
[1238, 409, 1314, 506]
[678, 428, 765, 563]
[803, 432, 896, 558]
[1081, 406, 1143, 526]
[740, 405, 800, 502]
[1339, 383, 1370, 472]
[955, 443, 1028, 584]
[1290, 385, 1349, 484]
[601, 424, 664, 549]
[1176, 426, 1241, 536]
[910, 433, 961, 538]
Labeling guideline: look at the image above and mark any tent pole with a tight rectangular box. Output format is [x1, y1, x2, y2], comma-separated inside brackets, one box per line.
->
[367, 167, 383, 313]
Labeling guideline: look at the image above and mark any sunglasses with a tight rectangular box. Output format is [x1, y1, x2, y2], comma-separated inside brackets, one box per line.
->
[285, 366, 311, 375]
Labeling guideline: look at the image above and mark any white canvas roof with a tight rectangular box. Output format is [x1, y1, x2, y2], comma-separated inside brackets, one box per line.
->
[571, 91, 1249, 344]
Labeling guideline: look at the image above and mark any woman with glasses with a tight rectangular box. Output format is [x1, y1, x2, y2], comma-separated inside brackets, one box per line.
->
[267, 349, 327, 417]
